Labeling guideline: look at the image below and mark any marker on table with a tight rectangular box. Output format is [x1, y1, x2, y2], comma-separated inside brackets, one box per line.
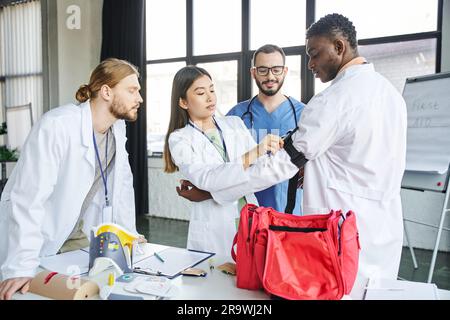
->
[100, 272, 116, 300]
[154, 251, 165, 263]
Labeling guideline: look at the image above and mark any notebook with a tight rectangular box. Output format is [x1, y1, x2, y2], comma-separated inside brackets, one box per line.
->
[364, 278, 440, 300]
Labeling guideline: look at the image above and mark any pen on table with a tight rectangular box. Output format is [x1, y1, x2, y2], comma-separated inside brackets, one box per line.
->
[154, 251, 165, 263]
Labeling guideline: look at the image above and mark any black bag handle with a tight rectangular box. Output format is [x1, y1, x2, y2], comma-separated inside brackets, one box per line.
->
[285, 171, 299, 214]
[283, 127, 308, 214]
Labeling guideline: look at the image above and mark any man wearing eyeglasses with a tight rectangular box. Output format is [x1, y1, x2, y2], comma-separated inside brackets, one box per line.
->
[226, 44, 306, 215]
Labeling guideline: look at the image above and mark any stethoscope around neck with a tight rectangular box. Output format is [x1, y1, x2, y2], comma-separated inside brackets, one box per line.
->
[240, 94, 298, 129]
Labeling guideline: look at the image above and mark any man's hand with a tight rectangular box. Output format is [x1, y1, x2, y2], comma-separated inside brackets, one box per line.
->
[257, 134, 284, 156]
[176, 180, 212, 202]
[0, 277, 33, 300]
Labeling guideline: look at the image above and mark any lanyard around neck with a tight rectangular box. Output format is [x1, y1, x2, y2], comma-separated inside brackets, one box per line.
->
[93, 130, 110, 206]
[188, 117, 229, 162]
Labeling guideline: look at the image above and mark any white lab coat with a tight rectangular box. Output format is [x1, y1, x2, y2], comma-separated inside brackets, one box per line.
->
[169, 116, 298, 256]
[292, 63, 407, 280]
[0, 101, 137, 280]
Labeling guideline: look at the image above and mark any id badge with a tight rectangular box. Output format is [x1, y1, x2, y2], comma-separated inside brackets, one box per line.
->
[102, 205, 113, 223]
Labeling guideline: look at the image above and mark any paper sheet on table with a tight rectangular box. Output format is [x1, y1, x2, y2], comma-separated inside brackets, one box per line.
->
[364, 278, 440, 300]
[39, 248, 90, 276]
[133, 247, 214, 279]
[132, 243, 167, 264]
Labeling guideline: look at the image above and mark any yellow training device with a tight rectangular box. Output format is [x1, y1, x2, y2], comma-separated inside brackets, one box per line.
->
[96, 223, 139, 251]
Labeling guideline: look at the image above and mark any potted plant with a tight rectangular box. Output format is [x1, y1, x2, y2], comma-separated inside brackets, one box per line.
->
[0, 122, 19, 162]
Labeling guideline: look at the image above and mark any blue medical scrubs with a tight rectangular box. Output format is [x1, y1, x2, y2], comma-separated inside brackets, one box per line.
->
[227, 97, 305, 215]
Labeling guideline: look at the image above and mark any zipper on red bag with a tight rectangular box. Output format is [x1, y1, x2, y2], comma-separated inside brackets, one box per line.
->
[337, 213, 345, 256]
[247, 205, 257, 243]
[247, 217, 252, 243]
[325, 219, 345, 297]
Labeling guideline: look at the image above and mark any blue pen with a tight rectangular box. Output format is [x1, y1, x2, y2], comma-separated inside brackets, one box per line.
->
[154, 252, 165, 263]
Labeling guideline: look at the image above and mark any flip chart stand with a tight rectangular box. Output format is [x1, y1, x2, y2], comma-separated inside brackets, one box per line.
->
[402, 168, 450, 283]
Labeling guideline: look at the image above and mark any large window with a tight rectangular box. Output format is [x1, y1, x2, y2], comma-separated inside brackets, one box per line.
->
[196, 60, 238, 116]
[146, 0, 442, 156]
[146, 62, 185, 154]
[315, 0, 439, 39]
[314, 0, 441, 94]
[146, 0, 186, 60]
[250, 0, 307, 49]
[0, 0, 43, 150]
[194, 0, 241, 55]
[359, 39, 437, 93]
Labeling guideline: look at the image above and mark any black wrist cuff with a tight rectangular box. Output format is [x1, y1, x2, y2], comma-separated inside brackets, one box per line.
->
[283, 130, 308, 169]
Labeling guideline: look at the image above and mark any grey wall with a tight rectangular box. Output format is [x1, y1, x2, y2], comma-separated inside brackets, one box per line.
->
[42, 0, 103, 109]
[41, 0, 59, 111]
[56, 0, 103, 105]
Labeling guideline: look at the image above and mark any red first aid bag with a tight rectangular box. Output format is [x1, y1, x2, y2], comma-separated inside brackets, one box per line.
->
[231, 204, 360, 300]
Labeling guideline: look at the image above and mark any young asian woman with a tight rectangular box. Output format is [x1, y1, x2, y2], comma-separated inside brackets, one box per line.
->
[164, 66, 298, 256]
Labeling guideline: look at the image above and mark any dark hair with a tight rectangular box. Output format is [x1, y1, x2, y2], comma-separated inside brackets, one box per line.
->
[252, 44, 286, 66]
[75, 58, 139, 103]
[163, 66, 212, 173]
[306, 13, 358, 50]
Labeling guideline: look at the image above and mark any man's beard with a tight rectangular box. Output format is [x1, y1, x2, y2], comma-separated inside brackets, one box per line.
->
[109, 97, 138, 122]
[255, 78, 285, 97]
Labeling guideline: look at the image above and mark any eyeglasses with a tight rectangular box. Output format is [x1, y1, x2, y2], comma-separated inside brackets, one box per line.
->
[254, 66, 285, 76]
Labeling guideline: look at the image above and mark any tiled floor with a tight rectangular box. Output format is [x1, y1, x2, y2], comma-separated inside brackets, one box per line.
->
[137, 215, 189, 249]
[398, 247, 450, 290]
[137, 215, 450, 291]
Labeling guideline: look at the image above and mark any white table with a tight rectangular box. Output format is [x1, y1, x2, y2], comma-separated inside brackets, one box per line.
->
[13, 243, 267, 300]
[12, 243, 450, 300]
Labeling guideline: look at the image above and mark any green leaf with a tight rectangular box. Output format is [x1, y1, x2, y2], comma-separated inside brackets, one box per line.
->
[0, 146, 18, 161]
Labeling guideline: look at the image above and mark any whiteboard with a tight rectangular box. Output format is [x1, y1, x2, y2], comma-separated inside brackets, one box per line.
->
[403, 72, 450, 174]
